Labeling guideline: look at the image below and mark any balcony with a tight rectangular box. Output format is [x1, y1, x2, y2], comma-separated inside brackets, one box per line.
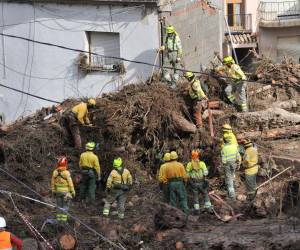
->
[226, 14, 252, 33]
[259, 1, 300, 28]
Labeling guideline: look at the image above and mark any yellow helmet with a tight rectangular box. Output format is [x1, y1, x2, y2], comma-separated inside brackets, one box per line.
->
[184, 71, 195, 81]
[113, 157, 123, 168]
[166, 25, 175, 34]
[222, 123, 232, 132]
[170, 151, 178, 160]
[86, 142, 96, 151]
[243, 139, 252, 147]
[223, 56, 235, 65]
[88, 98, 96, 107]
[163, 153, 171, 162]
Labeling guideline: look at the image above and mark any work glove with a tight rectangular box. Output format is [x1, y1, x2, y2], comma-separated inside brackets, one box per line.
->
[159, 46, 165, 52]
[71, 191, 76, 198]
[176, 57, 181, 63]
[64, 193, 73, 201]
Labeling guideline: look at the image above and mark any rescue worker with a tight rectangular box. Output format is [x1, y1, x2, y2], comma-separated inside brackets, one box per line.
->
[103, 157, 133, 219]
[0, 217, 22, 250]
[158, 152, 171, 202]
[184, 71, 208, 127]
[186, 150, 213, 214]
[79, 142, 101, 205]
[242, 139, 259, 200]
[51, 156, 75, 222]
[162, 151, 189, 214]
[60, 98, 96, 149]
[217, 56, 248, 112]
[159, 25, 183, 87]
[221, 137, 241, 200]
[221, 124, 238, 149]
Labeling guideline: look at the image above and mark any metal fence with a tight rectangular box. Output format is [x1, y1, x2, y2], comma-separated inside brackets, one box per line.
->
[226, 14, 252, 32]
[259, 1, 300, 21]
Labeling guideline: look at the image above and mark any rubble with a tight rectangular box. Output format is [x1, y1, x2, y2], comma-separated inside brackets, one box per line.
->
[0, 59, 300, 249]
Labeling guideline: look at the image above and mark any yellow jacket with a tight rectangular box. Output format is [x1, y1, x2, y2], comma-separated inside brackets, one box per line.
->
[106, 168, 133, 189]
[79, 151, 101, 177]
[161, 160, 188, 184]
[221, 143, 241, 165]
[51, 168, 75, 195]
[221, 131, 238, 149]
[217, 64, 246, 81]
[186, 160, 208, 180]
[72, 102, 90, 125]
[189, 79, 207, 100]
[243, 146, 259, 175]
[158, 163, 167, 183]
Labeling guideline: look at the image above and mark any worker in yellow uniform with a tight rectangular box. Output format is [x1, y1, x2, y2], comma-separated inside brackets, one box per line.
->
[60, 98, 96, 149]
[186, 150, 213, 214]
[51, 156, 75, 222]
[242, 139, 259, 200]
[158, 152, 171, 202]
[79, 142, 101, 205]
[217, 56, 248, 112]
[103, 157, 133, 219]
[184, 71, 208, 127]
[159, 25, 183, 87]
[221, 137, 241, 200]
[162, 151, 189, 214]
[221, 124, 238, 149]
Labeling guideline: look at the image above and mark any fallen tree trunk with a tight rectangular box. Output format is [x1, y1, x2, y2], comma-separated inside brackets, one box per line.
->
[239, 125, 300, 140]
[271, 100, 298, 110]
[171, 112, 196, 133]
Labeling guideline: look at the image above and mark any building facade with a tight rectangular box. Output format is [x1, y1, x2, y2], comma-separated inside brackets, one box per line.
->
[258, 0, 300, 62]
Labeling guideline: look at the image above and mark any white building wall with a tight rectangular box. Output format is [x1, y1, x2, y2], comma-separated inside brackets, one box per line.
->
[0, 3, 159, 122]
[245, 0, 260, 32]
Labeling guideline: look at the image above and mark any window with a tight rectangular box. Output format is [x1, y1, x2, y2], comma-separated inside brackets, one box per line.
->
[80, 31, 122, 72]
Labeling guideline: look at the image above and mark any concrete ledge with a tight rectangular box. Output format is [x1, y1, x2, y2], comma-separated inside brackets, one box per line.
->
[259, 19, 300, 28]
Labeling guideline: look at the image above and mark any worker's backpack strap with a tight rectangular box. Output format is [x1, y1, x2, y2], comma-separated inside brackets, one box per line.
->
[115, 167, 130, 191]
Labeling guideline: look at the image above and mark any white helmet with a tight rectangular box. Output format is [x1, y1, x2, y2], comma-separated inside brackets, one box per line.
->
[0, 217, 6, 228]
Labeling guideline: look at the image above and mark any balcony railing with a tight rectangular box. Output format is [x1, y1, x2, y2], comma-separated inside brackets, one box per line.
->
[259, 1, 300, 21]
[226, 14, 252, 32]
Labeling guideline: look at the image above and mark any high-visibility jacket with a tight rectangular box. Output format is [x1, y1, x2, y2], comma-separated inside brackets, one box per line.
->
[72, 102, 90, 125]
[158, 163, 167, 183]
[106, 168, 133, 189]
[189, 79, 207, 100]
[51, 168, 75, 195]
[186, 160, 208, 180]
[226, 64, 247, 81]
[221, 131, 238, 149]
[161, 160, 188, 184]
[164, 33, 182, 55]
[243, 146, 259, 175]
[221, 143, 241, 165]
[79, 151, 101, 177]
[0, 231, 12, 250]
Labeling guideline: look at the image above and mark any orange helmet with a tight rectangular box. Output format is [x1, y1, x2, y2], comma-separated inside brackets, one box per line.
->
[191, 149, 200, 160]
[57, 156, 68, 168]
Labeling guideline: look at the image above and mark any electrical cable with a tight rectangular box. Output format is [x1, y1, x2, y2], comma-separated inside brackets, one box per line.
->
[0, 82, 61, 103]
[0, 189, 125, 250]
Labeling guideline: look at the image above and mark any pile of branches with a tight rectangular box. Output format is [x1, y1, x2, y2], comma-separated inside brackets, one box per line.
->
[255, 57, 300, 88]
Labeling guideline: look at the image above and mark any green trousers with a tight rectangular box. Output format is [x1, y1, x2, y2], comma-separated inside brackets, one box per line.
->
[163, 51, 180, 85]
[224, 163, 237, 199]
[80, 169, 96, 204]
[225, 81, 248, 112]
[168, 181, 189, 214]
[103, 189, 126, 219]
[245, 173, 257, 199]
[55, 192, 70, 222]
[190, 180, 212, 210]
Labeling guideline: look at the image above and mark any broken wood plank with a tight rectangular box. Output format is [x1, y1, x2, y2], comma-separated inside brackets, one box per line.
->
[172, 112, 196, 133]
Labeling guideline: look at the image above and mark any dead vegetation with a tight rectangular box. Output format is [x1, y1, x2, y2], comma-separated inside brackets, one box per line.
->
[0, 59, 300, 249]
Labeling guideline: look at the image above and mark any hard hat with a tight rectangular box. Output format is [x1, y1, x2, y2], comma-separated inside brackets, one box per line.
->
[163, 153, 171, 162]
[0, 217, 6, 228]
[86, 142, 96, 151]
[191, 150, 200, 160]
[57, 156, 68, 168]
[113, 157, 123, 168]
[184, 71, 194, 79]
[222, 123, 232, 131]
[87, 98, 96, 107]
[170, 151, 178, 160]
[166, 25, 175, 34]
[243, 139, 252, 147]
[223, 56, 235, 65]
